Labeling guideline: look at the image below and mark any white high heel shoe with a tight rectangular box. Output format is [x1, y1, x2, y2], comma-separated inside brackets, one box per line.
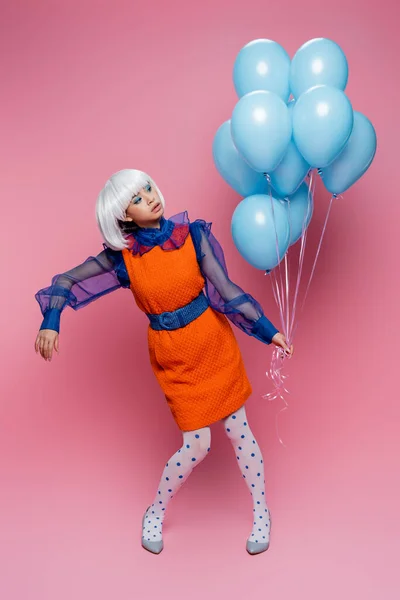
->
[246, 513, 272, 555]
[141, 506, 164, 554]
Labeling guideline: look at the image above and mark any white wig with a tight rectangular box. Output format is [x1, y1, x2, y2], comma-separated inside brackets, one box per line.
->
[95, 169, 166, 251]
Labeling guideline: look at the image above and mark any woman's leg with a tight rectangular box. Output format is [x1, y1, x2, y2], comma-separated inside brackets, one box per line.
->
[222, 405, 271, 544]
[142, 426, 211, 543]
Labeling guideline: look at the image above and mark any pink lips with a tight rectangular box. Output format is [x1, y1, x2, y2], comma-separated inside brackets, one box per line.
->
[151, 203, 161, 213]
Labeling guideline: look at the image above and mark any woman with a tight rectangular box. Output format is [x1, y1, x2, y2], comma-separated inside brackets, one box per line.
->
[34, 169, 293, 555]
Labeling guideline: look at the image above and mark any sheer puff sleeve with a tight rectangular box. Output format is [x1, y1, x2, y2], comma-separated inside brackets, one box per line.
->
[189, 220, 279, 345]
[35, 245, 129, 333]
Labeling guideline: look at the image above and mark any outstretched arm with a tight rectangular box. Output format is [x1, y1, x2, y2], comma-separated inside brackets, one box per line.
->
[189, 220, 280, 345]
[35, 246, 128, 333]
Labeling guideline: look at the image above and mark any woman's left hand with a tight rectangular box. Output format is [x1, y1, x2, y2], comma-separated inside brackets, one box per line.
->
[271, 332, 294, 357]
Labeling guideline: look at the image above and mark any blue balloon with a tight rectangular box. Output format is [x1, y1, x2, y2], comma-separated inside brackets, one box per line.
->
[290, 38, 349, 99]
[233, 39, 291, 102]
[292, 85, 353, 168]
[269, 140, 310, 197]
[212, 120, 269, 197]
[281, 182, 314, 245]
[231, 193, 290, 271]
[320, 111, 377, 194]
[231, 91, 292, 173]
[268, 99, 310, 197]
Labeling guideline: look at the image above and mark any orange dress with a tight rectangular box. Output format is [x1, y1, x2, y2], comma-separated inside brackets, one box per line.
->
[121, 229, 252, 432]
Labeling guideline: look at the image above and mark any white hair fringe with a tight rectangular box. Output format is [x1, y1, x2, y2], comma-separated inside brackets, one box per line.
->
[95, 169, 166, 251]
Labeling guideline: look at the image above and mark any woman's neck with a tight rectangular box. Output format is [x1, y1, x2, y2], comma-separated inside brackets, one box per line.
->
[138, 216, 164, 230]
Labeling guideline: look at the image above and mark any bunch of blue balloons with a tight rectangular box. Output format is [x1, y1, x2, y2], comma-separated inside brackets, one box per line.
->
[213, 38, 377, 271]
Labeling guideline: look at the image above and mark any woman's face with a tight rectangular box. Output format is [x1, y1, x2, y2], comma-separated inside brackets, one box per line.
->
[123, 181, 164, 228]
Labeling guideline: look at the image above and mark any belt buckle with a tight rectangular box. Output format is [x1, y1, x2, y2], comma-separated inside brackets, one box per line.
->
[159, 311, 175, 330]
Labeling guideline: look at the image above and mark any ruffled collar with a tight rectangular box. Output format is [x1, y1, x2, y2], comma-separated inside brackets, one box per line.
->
[126, 211, 190, 256]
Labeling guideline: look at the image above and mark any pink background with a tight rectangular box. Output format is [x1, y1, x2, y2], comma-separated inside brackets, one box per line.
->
[1, 0, 399, 598]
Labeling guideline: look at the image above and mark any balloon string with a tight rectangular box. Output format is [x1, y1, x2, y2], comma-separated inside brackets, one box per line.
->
[291, 190, 340, 342]
[285, 201, 292, 340]
[289, 169, 316, 341]
[262, 344, 291, 448]
[264, 174, 288, 339]
[300, 194, 334, 312]
[297, 189, 341, 340]
[262, 171, 315, 447]
[261, 171, 339, 448]
[262, 175, 292, 448]
[269, 268, 285, 335]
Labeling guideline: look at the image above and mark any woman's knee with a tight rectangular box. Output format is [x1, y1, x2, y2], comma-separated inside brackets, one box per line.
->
[223, 406, 247, 441]
[183, 426, 211, 460]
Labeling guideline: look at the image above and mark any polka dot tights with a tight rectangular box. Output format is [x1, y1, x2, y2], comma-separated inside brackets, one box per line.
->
[143, 428, 211, 542]
[142, 405, 270, 545]
[222, 405, 271, 544]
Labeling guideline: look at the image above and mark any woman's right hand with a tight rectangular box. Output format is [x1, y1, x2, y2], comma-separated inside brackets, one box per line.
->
[35, 329, 59, 361]
[271, 332, 294, 357]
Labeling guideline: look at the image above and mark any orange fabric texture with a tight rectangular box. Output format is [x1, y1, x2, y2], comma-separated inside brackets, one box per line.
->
[121, 232, 252, 431]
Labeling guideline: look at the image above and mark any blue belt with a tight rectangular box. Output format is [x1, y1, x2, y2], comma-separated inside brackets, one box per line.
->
[146, 291, 210, 331]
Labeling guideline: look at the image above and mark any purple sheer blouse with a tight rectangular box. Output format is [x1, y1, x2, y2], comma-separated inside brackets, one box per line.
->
[35, 212, 279, 344]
